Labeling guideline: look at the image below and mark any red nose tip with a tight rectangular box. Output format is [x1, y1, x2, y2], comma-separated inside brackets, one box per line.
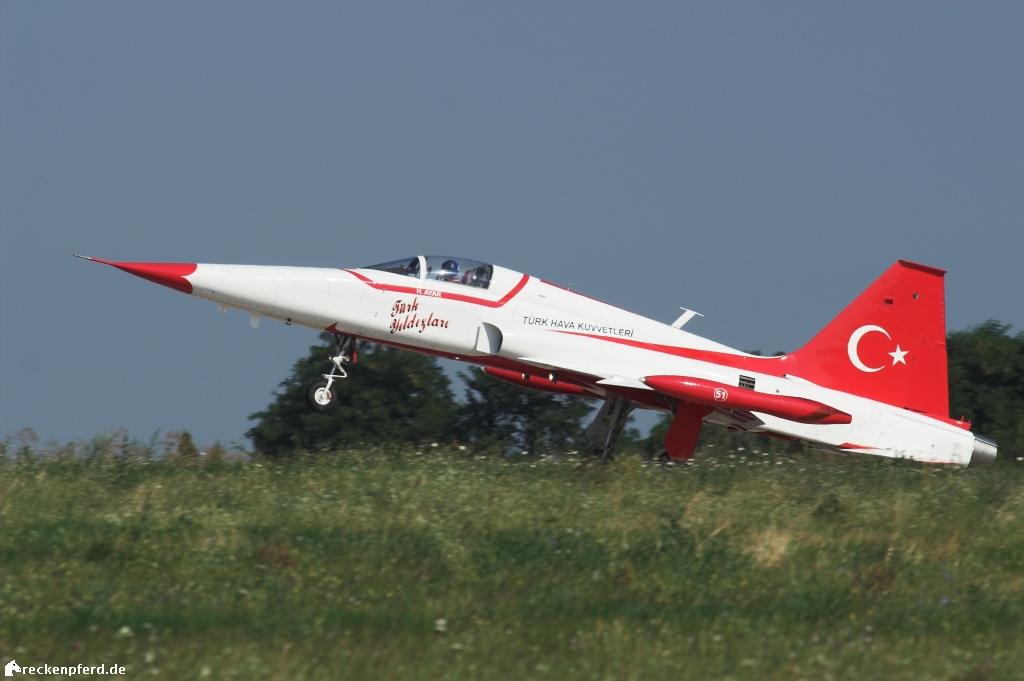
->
[75, 255, 197, 294]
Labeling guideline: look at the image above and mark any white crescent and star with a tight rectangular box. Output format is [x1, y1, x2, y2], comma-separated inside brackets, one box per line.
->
[889, 345, 908, 365]
[848, 325, 909, 372]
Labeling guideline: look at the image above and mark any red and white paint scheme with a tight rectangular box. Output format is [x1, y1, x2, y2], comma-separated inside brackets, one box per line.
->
[76, 254, 998, 466]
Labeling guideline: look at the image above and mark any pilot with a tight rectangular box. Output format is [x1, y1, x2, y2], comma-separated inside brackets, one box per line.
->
[440, 259, 460, 282]
[461, 266, 489, 287]
[406, 258, 420, 278]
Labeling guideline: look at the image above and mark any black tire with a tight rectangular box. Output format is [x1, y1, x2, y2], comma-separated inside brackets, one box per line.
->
[306, 380, 336, 411]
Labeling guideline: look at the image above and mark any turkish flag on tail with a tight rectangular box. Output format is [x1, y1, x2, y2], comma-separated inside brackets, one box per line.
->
[786, 260, 948, 417]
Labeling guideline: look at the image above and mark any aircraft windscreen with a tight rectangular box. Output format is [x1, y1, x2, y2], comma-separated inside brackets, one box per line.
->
[364, 256, 493, 289]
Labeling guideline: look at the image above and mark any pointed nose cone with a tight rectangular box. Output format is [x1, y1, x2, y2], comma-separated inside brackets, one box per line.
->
[75, 255, 197, 294]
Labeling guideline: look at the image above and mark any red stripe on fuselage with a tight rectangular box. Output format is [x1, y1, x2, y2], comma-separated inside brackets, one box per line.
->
[556, 331, 789, 376]
[344, 270, 529, 308]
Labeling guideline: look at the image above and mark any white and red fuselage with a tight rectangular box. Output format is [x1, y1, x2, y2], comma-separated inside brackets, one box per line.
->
[78, 254, 997, 466]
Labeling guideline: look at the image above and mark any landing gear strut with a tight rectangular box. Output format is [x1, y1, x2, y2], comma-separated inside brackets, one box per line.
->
[306, 334, 357, 411]
[585, 396, 636, 462]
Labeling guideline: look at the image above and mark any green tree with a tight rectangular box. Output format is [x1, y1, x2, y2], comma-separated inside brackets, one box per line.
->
[170, 431, 200, 464]
[247, 334, 455, 457]
[454, 368, 594, 455]
[948, 320, 1024, 463]
[205, 441, 227, 464]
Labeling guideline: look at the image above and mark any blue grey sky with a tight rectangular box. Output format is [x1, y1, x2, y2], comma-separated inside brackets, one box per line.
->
[2, 3, 1022, 447]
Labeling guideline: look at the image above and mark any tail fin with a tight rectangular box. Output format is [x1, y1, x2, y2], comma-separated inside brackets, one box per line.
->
[788, 260, 948, 417]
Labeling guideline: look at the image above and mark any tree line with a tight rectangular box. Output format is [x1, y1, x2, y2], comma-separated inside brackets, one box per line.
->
[246, 337, 593, 457]
[247, 321, 1024, 463]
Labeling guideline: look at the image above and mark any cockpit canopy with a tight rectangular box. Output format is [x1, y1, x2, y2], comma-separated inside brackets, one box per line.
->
[365, 255, 493, 289]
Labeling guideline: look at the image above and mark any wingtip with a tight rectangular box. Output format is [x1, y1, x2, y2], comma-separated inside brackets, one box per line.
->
[73, 253, 94, 261]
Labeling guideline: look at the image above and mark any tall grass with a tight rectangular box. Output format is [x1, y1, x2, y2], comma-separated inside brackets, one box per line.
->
[2, 437, 1023, 680]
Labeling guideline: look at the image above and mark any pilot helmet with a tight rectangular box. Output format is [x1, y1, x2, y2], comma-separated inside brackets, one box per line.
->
[441, 259, 459, 274]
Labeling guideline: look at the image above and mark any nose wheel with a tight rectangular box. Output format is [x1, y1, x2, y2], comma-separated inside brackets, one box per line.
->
[307, 381, 336, 411]
[305, 334, 356, 411]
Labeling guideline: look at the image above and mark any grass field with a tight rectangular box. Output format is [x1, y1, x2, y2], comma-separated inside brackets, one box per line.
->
[3, 439, 1023, 680]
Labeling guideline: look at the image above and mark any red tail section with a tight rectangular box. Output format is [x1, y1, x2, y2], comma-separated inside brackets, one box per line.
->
[788, 260, 948, 417]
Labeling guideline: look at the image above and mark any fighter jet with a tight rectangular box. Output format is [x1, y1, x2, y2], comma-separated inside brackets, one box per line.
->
[75, 254, 997, 466]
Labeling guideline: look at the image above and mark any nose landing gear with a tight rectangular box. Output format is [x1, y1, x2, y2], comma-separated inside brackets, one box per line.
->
[306, 334, 357, 411]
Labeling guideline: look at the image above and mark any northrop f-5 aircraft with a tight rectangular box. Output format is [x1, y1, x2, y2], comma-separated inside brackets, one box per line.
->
[76, 254, 997, 466]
